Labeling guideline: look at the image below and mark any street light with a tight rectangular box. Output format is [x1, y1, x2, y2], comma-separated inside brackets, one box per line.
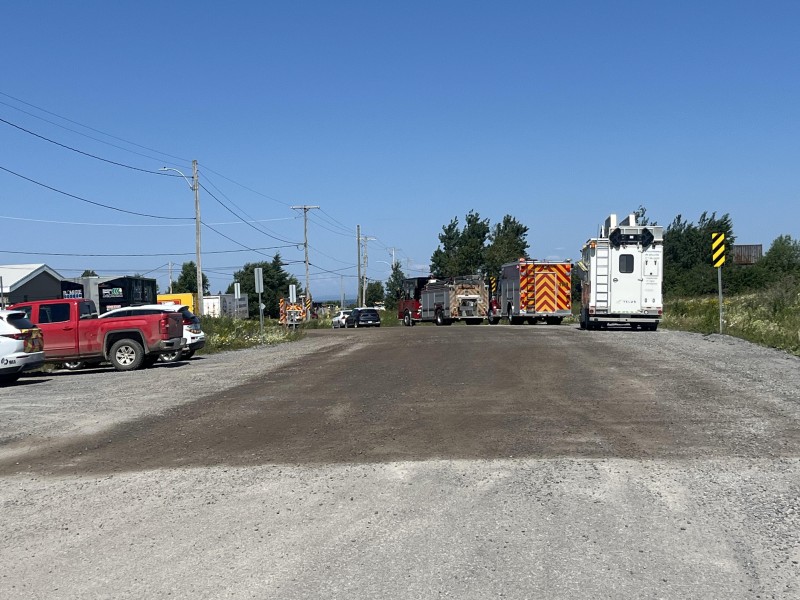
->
[160, 161, 203, 316]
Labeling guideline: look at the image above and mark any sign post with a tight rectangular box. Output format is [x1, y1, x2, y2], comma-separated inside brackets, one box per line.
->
[254, 267, 264, 338]
[712, 232, 726, 334]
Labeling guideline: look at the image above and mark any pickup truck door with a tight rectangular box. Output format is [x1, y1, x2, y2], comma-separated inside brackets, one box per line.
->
[35, 301, 79, 358]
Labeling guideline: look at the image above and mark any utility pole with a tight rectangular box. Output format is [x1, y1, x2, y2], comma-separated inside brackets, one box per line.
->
[361, 233, 375, 306]
[168, 262, 173, 293]
[192, 160, 203, 316]
[387, 247, 399, 267]
[356, 225, 361, 307]
[291, 205, 320, 312]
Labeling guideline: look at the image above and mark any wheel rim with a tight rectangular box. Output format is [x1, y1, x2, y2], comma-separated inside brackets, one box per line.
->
[160, 351, 180, 362]
[115, 345, 137, 366]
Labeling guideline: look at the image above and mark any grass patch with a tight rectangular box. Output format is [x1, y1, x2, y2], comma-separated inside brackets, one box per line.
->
[664, 277, 800, 355]
[199, 316, 303, 354]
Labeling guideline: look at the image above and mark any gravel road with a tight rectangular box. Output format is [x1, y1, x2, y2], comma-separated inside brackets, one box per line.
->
[1, 327, 798, 599]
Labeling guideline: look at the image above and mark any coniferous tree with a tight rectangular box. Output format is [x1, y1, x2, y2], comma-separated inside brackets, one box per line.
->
[384, 262, 407, 311]
[226, 254, 300, 318]
[173, 261, 210, 295]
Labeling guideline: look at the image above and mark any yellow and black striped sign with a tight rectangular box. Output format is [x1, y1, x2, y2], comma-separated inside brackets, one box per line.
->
[712, 232, 726, 268]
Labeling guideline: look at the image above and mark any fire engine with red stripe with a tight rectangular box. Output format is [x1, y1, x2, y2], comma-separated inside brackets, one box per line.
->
[490, 259, 572, 325]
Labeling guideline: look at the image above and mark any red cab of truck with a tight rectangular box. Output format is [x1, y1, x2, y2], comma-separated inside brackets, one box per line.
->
[9, 299, 184, 371]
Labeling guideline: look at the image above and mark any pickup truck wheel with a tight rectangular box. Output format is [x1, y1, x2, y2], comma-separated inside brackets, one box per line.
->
[109, 339, 144, 371]
[158, 350, 182, 363]
[62, 361, 86, 371]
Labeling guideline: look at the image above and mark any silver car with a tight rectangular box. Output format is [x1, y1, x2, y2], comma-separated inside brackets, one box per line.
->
[332, 309, 352, 329]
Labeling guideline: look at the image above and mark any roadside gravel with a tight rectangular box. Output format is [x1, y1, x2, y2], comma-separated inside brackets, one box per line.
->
[0, 334, 350, 460]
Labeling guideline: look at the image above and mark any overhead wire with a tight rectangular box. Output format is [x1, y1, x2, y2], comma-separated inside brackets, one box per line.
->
[199, 182, 301, 246]
[0, 214, 296, 227]
[0, 243, 296, 257]
[198, 162, 291, 208]
[200, 173, 300, 242]
[0, 90, 191, 165]
[0, 165, 192, 220]
[0, 91, 416, 293]
[0, 116, 178, 176]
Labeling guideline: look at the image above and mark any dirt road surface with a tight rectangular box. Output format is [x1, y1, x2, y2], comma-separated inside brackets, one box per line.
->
[1, 325, 798, 599]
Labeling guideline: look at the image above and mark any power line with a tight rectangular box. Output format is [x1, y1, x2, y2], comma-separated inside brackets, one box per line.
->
[0, 214, 296, 228]
[200, 174, 300, 241]
[0, 116, 177, 176]
[0, 243, 295, 257]
[199, 182, 301, 245]
[198, 162, 291, 207]
[318, 207, 355, 234]
[0, 90, 191, 164]
[0, 164, 192, 221]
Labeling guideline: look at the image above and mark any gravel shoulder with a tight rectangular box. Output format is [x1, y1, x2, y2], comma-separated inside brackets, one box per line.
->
[0, 334, 351, 461]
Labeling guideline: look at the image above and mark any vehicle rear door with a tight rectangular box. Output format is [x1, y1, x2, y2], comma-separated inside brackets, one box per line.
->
[35, 301, 78, 357]
[533, 267, 557, 314]
[609, 249, 642, 313]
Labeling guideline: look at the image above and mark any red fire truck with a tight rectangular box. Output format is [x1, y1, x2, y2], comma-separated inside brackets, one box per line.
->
[491, 259, 572, 325]
[398, 275, 489, 326]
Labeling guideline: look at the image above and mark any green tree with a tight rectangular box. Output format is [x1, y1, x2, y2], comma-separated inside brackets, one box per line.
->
[173, 261, 210, 295]
[430, 211, 490, 277]
[365, 280, 385, 307]
[226, 254, 300, 318]
[384, 262, 407, 311]
[759, 235, 800, 276]
[663, 212, 734, 297]
[80, 269, 98, 277]
[430, 218, 461, 278]
[484, 215, 530, 277]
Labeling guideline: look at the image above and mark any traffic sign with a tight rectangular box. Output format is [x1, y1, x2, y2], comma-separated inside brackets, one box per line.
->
[712, 233, 726, 267]
[254, 267, 264, 293]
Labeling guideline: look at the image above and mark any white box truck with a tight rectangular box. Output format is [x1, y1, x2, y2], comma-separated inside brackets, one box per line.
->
[203, 294, 248, 318]
[577, 213, 663, 330]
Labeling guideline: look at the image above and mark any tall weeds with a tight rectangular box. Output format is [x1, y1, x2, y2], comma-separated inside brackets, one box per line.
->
[663, 277, 800, 355]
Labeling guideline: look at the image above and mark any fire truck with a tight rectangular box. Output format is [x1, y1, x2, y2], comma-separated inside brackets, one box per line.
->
[492, 259, 572, 325]
[398, 275, 489, 326]
[577, 213, 663, 330]
[279, 297, 306, 328]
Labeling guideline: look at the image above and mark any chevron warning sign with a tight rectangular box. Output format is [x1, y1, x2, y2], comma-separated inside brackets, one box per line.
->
[712, 232, 726, 268]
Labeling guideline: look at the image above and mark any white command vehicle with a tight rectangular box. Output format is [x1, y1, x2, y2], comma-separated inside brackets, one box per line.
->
[577, 213, 663, 331]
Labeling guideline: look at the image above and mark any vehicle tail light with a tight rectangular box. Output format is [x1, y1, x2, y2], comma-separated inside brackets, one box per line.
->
[160, 315, 171, 336]
[182, 318, 193, 326]
[1, 332, 27, 340]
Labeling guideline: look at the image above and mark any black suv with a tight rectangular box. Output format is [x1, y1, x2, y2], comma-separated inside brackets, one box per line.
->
[344, 308, 381, 328]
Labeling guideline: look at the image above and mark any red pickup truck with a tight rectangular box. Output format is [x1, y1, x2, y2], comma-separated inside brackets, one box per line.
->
[10, 299, 185, 371]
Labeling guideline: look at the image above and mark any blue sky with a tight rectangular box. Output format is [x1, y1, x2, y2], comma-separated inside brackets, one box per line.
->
[1, 1, 798, 300]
